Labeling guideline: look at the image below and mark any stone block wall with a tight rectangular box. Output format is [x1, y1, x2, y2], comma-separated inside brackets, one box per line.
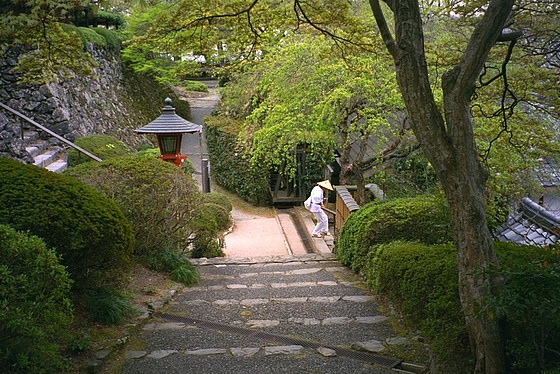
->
[0, 43, 189, 163]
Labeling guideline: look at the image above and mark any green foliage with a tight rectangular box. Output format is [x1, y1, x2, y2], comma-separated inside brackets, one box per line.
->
[372, 149, 439, 198]
[189, 203, 226, 259]
[0, 158, 134, 294]
[181, 80, 209, 92]
[85, 288, 134, 325]
[203, 192, 233, 213]
[0, 224, 73, 373]
[62, 24, 106, 48]
[65, 154, 203, 256]
[92, 27, 122, 50]
[205, 116, 271, 206]
[370, 241, 470, 372]
[140, 247, 199, 286]
[367, 240, 560, 372]
[68, 134, 132, 166]
[336, 194, 453, 272]
[483, 244, 560, 372]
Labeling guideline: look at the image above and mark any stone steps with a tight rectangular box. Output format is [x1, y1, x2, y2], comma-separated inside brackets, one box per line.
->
[23, 130, 68, 173]
[120, 254, 422, 374]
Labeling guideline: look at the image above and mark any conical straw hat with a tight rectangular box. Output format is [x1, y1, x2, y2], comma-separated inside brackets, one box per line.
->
[317, 180, 333, 191]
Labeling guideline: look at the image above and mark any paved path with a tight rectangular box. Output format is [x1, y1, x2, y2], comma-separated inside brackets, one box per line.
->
[122, 254, 410, 373]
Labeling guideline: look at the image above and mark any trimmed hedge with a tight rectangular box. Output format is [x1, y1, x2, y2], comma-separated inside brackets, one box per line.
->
[0, 158, 134, 294]
[368, 241, 560, 373]
[205, 116, 271, 206]
[336, 194, 453, 272]
[67, 134, 132, 166]
[0, 225, 74, 373]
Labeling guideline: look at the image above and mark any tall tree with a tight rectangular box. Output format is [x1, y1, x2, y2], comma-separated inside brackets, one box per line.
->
[369, 0, 513, 372]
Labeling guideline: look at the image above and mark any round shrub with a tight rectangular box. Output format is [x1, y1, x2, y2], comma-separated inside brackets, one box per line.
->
[0, 158, 134, 294]
[181, 79, 209, 92]
[65, 154, 203, 256]
[336, 194, 453, 272]
[0, 224, 73, 373]
[67, 134, 132, 167]
[203, 192, 233, 213]
[204, 202, 231, 231]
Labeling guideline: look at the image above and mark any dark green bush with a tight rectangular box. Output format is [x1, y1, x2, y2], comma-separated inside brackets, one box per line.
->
[204, 202, 231, 231]
[336, 194, 453, 272]
[369, 240, 560, 373]
[92, 27, 121, 50]
[65, 154, 203, 256]
[61, 24, 106, 49]
[0, 224, 73, 373]
[181, 80, 209, 92]
[484, 243, 560, 372]
[370, 241, 469, 372]
[67, 134, 132, 166]
[0, 158, 134, 294]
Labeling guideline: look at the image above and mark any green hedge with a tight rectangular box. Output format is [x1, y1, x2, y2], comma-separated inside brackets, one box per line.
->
[0, 158, 134, 294]
[368, 241, 560, 373]
[205, 116, 271, 206]
[203, 192, 233, 213]
[0, 225, 74, 373]
[336, 194, 454, 272]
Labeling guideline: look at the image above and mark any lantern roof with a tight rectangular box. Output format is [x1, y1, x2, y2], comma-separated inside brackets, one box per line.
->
[134, 98, 202, 134]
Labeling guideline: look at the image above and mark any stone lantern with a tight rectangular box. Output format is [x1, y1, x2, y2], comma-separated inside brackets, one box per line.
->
[135, 98, 201, 166]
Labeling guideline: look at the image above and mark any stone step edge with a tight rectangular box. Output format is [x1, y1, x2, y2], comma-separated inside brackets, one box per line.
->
[190, 252, 338, 266]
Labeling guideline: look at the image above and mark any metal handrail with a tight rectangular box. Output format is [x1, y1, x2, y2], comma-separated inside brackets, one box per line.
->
[0, 102, 102, 162]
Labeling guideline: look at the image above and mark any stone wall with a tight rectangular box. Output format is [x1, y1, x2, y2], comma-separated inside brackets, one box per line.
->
[0, 43, 190, 163]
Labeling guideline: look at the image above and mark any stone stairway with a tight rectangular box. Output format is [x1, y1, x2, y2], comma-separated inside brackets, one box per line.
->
[23, 129, 68, 173]
[120, 254, 424, 374]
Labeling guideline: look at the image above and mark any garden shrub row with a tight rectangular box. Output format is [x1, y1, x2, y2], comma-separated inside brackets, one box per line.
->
[336, 194, 560, 372]
[369, 240, 560, 373]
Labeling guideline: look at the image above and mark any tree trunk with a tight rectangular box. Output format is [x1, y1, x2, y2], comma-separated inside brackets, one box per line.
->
[370, 0, 514, 372]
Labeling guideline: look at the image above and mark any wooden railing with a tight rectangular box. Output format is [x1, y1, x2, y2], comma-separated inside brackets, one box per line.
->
[333, 186, 360, 236]
[0, 102, 102, 162]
